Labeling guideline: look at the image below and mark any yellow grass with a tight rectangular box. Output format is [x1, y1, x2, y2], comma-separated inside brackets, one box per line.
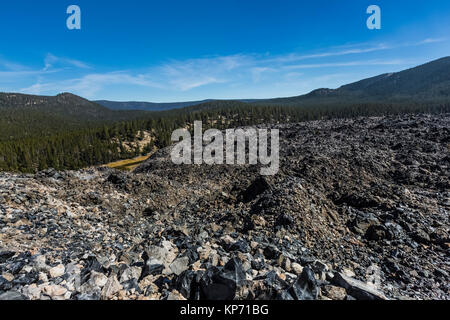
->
[105, 155, 150, 171]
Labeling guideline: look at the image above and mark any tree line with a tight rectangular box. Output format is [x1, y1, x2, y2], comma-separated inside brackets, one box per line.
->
[0, 100, 449, 173]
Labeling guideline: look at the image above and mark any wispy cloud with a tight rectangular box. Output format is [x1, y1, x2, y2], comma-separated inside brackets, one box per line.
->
[158, 55, 248, 90]
[21, 72, 163, 97]
[0, 58, 28, 71]
[263, 43, 392, 64]
[284, 59, 411, 70]
[43, 53, 91, 71]
[414, 37, 447, 45]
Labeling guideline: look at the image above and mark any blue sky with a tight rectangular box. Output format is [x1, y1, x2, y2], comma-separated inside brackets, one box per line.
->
[0, 0, 449, 102]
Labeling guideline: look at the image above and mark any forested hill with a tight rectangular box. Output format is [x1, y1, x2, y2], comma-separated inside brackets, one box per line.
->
[1, 92, 110, 118]
[0, 92, 154, 121]
[340, 56, 450, 97]
[0, 92, 151, 139]
[254, 56, 450, 106]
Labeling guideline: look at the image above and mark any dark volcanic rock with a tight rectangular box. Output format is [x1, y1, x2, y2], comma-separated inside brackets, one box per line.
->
[283, 267, 319, 300]
[0, 114, 448, 300]
[240, 176, 272, 203]
[0, 291, 28, 300]
[275, 213, 294, 228]
[200, 267, 237, 300]
[0, 251, 15, 264]
[331, 272, 387, 300]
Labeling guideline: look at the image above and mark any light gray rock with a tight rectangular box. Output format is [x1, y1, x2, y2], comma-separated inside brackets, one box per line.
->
[0, 291, 28, 300]
[49, 264, 65, 278]
[331, 272, 387, 300]
[169, 256, 190, 276]
[101, 276, 122, 299]
[146, 241, 177, 266]
[291, 262, 304, 275]
[120, 266, 142, 283]
[42, 284, 68, 298]
[88, 271, 108, 287]
[34, 255, 49, 272]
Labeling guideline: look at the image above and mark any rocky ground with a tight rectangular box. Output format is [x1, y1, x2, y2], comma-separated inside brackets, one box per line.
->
[0, 113, 448, 300]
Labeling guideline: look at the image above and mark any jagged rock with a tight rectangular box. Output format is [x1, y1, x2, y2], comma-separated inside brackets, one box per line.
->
[80, 256, 104, 283]
[141, 260, 165, 278]
[366, 225, 387, 241]
[0, 276, 12, 291]
[169, 256, 190, 276]
[412, 229, 431, 244]
[221, 257, 247, 288]
[283, 267, 319, 300]
[87, 271, 108, 288]
[119, 266, 142, 283]
[101, 276, 122, 299]
[122, 278, 142, 294]
[331, 272, 387, 300]
[143, 206, 156, 217]
[42, 285, 68, 298]
[0, 114, 448, 300]
[176, 270, 199, 299]
[262, 271, 289, 299]
[275, 213, 294, 228]
[322, 285, 347, 300]
[241, 177, 272, 202]
[433, 268, 449, 279]
[23, 284, 42, 300]
[277, 253, 292, 272]
[228, 240, 250, 253]
[0, 251, 15, 263]
[0, 290, 28, 300]
[49, 264, 65, 278]
[198, 258, 248, 300]
[348, 212, 381, 235]
[167, 290, 187, 300]
[200, 267, 236, 300]
[263, 245, 281, 260]
[76, 292, 101, 300]
[291, 263, 303, 275]
[182, 249, 200, 265]
[146, 241, 178, 266]
[106, 173, 126, 186]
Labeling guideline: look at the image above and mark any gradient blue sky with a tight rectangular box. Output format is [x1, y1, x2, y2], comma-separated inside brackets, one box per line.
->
[1, 0, 449, 102]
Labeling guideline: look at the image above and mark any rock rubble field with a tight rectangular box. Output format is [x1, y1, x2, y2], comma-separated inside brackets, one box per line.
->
[0, 113, 448, 300]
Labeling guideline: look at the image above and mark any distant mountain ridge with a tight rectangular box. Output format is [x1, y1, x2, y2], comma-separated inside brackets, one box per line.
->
[0, 92, 149, 121]
[0, 92, 150, 139]
[95, 99, 214, 111]
[0, 92, 109, 120]
[256, 56, 450, 106]
[341, 56, 450, 97]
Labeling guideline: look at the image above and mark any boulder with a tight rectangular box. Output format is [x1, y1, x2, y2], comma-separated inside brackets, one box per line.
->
[331, 272, 387, 300]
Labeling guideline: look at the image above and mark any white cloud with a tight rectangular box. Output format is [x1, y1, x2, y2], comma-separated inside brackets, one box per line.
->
[0, 58, 28, 71]
[20, 72, 163, 97]
[414, 37, 447, 45]
[158, 55, 250, 90]
[251, 67, 277, 82]
[284, 59, 410, 70]
[43, 53, 91, 71]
